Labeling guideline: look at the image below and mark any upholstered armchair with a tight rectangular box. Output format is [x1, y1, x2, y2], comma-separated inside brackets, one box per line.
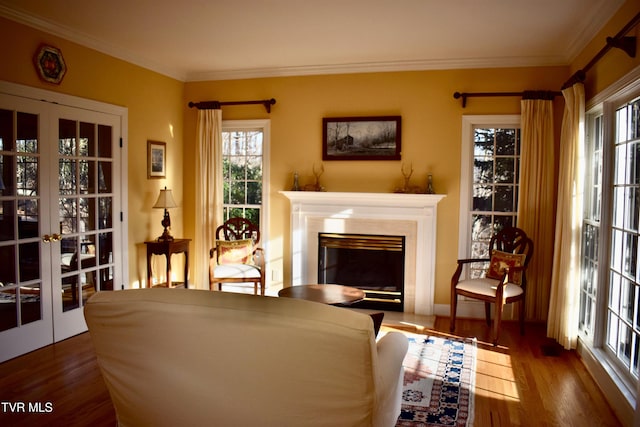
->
[209, 217, 265, 295]
[85, 288, 409, 427]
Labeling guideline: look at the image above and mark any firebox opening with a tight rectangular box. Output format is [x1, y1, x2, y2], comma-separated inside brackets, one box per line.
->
[318, 233, 405, 311]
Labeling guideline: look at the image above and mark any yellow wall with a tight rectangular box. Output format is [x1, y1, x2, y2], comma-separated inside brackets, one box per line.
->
[183, 0, 640, 306]
[0, 17, 185, 288]
[3, 0, 639, 307]
[184, 67, 568, 304]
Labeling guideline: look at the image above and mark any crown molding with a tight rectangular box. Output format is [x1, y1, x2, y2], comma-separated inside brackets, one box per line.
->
[2, 2, 610, 83]
[186, 55, 567, 82]
[0, 4, 187, 81]
[563, 0, 626, 63]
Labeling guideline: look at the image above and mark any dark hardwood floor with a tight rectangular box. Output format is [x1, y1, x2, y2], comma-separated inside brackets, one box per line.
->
[0, 317, 622, 426]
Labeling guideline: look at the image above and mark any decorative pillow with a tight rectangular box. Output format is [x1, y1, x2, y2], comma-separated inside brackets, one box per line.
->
[216, 239, 254, 265]
[486, 249, 526, 285]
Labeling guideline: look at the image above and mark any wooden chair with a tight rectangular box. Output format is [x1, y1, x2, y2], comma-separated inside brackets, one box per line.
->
[209, 217, 265, 295]
[450, 226, 533, 345]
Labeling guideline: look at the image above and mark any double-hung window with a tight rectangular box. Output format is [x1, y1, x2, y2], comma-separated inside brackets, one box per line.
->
[459, 115, 521, 278]
[221, 120, 270, 235]
[579, 71, 640, 407]
[607, 96, 640, 378]
[579, 110, 603, 339]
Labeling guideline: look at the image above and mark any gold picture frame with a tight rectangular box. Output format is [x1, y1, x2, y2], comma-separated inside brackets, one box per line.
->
[147, 140, 166, 179]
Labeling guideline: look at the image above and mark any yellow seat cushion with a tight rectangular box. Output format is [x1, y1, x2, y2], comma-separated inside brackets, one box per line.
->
[216, 239, 254, 264]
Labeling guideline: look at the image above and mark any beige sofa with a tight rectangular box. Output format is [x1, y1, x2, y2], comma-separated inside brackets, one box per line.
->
[84, 288, 408, 427]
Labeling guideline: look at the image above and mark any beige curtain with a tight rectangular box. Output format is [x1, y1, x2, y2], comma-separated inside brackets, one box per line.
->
[194, 109, 223, 289]
[518, 95, 556, 322]
[548, 83, 585, 349]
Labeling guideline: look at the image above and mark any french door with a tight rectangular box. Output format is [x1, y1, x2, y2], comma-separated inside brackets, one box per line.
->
[0, 88, 124, 362]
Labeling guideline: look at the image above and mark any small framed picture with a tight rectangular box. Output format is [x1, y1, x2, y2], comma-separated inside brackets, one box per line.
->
[147, 140, 166, 179]
[323, 116, 401, 160]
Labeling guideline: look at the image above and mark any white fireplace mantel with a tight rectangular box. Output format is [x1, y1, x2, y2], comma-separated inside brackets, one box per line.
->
[280, 191, 445, 315]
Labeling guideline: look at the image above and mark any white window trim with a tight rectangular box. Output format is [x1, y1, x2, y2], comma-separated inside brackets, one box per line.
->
[221, 118, 270, 269]
[577, 64, 640, 427]
[455, 115, 520, 319]
[458, 115, 520, 259]
[578, 105, 604, 350]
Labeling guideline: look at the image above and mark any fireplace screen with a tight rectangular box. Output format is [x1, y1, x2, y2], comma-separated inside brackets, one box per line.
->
[318, 233, 405, 311]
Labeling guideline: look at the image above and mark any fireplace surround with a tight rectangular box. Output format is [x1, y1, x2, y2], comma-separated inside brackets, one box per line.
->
[280, 191, 445, 315]
[318, 232, 405, 311]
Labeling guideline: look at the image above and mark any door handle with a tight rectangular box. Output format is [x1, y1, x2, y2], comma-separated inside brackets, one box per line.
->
[42, 234, 62, 243]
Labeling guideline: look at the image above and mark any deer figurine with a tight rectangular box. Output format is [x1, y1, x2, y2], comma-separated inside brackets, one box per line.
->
[312, 163, 325, 191]
[304, 163, 326, 191]
[400, 162, 413, 193]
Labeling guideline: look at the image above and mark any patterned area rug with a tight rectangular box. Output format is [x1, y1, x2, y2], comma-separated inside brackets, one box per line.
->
[394, 331, 476, 427]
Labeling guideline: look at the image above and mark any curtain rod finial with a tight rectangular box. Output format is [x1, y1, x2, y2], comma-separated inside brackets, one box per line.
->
[263, 98, 276, 113]
[453, 92, 468, 108]
[607, 36, 636, 58]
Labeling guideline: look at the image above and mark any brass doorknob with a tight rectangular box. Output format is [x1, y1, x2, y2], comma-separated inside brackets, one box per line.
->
[42, 234, 62, 243]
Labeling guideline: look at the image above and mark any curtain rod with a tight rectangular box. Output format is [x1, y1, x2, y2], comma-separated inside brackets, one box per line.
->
[562, 11, 639, 89]
[188, 98, 276, 113]
[452, 90, 562, 108]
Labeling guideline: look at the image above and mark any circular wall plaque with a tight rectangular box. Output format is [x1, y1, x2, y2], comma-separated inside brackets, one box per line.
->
[34, 44, 67, 85]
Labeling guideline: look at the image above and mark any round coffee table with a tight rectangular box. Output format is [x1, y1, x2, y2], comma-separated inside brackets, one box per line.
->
[278, 284, 365, 306]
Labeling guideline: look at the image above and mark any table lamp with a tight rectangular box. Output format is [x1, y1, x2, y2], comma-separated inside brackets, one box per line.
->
[153, 186, 177, 241]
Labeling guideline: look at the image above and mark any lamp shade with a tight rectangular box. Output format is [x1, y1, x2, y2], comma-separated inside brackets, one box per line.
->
[153, 187, 177, 209]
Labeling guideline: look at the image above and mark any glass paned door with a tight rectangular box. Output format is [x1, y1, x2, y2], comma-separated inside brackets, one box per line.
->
[0, 96, 54, 362]
[0, 93, 122, 362]
[52, 107, 119, 341]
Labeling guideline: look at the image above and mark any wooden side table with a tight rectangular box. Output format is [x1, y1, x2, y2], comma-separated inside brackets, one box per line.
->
[144, 239, 191, 288]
